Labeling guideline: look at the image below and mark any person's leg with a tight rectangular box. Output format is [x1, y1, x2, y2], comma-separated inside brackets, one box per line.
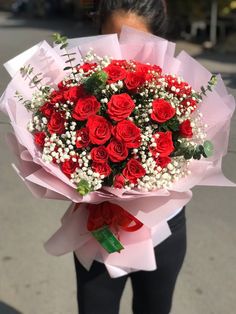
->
[74, 254, 128, 314]
[130, 208, 187, 314]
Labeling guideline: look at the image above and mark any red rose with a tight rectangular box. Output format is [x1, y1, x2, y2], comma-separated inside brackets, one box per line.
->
[111, 59, 128, 68]
[107, 138, 128, 162]
[113, 174, 125, 189]
[125, 71, 145, 90]
[155, 156, 171, 168]
[92, 162, 111, 177]
[104, 64, 126, 83]
[112, 120, 141, 148]
[61, 159, 78, 177]
[77, 62, 97, 73]
[151, 131, 175, 157]
[87, 115, 112, 145]
[181, 98, 197, 114]
[40, 102, 55, 118]
[135, 63, 153, 81]
[107, 93, 135, 121]
[151, 99, 176, 123]
[152, 65, 162, 73]
[135, 62, 152, 73]
[57, 80, 68, 91]
[135, 63, 162, 81]
[48, 112, 65, 135]
[75, 127, 90, 148]
[64, 85, 86, 103]
[122, 159, 146, 184]
[179, 119, 193, 138]
[166, 75, 192, 97]
[34, 132, 46, 147]
[91, 146, 108, 163]
[72, 96, 100, 121]
[50, 90, 65, 104]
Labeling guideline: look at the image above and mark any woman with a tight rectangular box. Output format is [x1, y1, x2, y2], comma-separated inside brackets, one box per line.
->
[74, 1, 186, 313]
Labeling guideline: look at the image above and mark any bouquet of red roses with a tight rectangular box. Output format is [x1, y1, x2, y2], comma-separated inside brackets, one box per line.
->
[26, 34, 214, 196]
[1, 27, 235, 277]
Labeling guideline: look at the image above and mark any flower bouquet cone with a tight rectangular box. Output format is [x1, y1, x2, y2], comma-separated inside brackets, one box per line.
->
[0, 27, 235, 277]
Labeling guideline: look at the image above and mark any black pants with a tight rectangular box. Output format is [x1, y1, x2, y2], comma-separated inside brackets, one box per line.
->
[74, 208, 187, 314]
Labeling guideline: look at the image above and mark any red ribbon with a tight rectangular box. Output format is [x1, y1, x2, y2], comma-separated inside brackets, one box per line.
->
[87, 201, 143, 232]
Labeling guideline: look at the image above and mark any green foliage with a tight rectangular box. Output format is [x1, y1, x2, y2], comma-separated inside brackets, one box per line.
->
[19, 64, 43, 89]
[200, 75, 218, 97]
[77, 179, 91, 196]
[64, 66, 73, 71]
[52, 34, 78, 73]
[20, 64, 34, 78]
[203, 140, 214, 157]
[15, 91, 32, 111]
[84, 71, 108, 95]
[52, 33, 68, 50]
[30, 73, 43, 86]
[159, 116, 180, 132]
[171, 140, 214, 160]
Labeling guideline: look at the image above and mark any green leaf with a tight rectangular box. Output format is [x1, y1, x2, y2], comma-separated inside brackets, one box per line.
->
[201, 86, 206, 96]
[184, 151, 193, 159]
[52, 33, 68, 50]
[65, 58, 76, 63]
[84, 70, 108, 94]
[192, 92, 202, 101]
[28, 67, 34, 75]
[52, 33, 60, 41]
[61, 36, 67, 42]
[61, 52, 76, 57]
[20, 66, 27, 77]
[207, 86, 212, 92]
[159, 116, 180, 132]
[209, 74, 217, 86]
[197, 145, 207, 158]
[173, 140, 181, 150]
[77, 179, 91, 196]
[199, 75, 218, 98]
[193, 150, 201, 160]
[23, 100, 32, 110]
[60, 43, 68, 50]
[52, 33, 65, 43]
[63, 66, 73, 71]
[203, 140, 214, 158]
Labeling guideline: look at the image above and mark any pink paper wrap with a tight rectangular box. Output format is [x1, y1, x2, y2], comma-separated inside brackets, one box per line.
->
[1, 27, 235, 277]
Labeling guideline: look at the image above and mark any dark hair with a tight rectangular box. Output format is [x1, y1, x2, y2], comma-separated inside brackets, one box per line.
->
[98, 0, 168, 36]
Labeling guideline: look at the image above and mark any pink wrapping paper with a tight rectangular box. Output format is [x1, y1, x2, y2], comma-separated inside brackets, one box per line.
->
[1, 26, 235, 277]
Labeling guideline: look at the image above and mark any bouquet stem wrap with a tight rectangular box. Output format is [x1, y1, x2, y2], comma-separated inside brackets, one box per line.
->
[44, 190, 192, 277]
[87, 201, 144, 253]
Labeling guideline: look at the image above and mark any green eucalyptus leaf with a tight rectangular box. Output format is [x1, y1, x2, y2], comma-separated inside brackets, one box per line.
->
[193, 151, 201, 160]
[203, 140, 214, 157]
[65, 58, 76, 63]
[63, 66, 73, 71]
[61, 52, 76, 57]
[60, 43, 68, 50]
[184, 150, 193, 160]
[77, 179, 91, 196]
[52, 33, 68, 50]
[210, 74, 217, 86]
